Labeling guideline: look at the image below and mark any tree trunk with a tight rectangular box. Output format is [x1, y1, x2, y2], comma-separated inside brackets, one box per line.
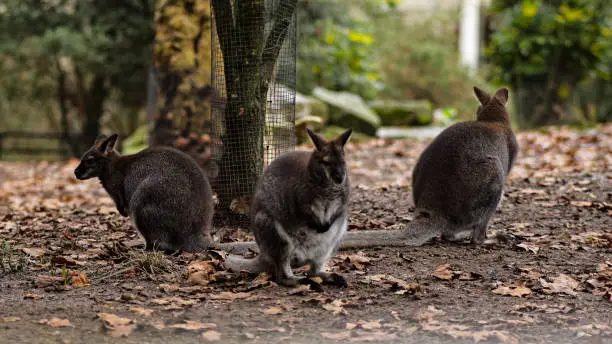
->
[81, 75, 108, 151]
[212, 0, 297, 209]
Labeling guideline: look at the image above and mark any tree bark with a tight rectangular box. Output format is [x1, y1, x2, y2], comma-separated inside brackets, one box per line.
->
[81, 75, 108, 151]
[212, 0, 297, 209]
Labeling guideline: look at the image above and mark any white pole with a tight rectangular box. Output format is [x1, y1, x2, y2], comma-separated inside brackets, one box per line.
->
[459, 0, 481, 75]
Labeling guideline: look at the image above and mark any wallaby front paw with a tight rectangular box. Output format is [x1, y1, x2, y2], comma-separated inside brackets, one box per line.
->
[297, 277, 324, 292]
[324, 272, 347, 287]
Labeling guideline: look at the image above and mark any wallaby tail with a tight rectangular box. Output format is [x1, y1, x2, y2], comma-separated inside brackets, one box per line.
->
[223, 254, 266, 274]
[339, 217, 440, 250]
[212, 241, 259, 254]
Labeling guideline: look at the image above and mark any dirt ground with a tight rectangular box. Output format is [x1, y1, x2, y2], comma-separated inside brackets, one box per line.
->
[1, 125, 611, 344]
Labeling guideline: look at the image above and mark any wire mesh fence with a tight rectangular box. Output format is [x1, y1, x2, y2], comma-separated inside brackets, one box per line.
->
[210, 0, 297, 222]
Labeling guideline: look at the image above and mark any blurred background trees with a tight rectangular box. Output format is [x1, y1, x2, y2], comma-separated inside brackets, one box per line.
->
[0, 0, 610, 160]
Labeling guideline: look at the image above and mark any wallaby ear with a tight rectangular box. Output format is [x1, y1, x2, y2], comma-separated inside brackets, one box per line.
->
[473, 86, 492, 105]
[98, 134, 118, 153]
[307, 128, 327, 151]
[494, 88, 509, 105]
[335, 128, 353, 147]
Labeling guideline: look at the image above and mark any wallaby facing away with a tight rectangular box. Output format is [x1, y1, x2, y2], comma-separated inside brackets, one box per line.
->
[222, 128, 352, 289]
[340, 86, 518, 248]
[74, 134, 214, 252]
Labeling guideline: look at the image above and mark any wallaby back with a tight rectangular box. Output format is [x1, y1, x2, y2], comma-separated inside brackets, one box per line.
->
[74, 134, 214, 252]
[340, 86, 518, 248]
[223, 128, 352, 289]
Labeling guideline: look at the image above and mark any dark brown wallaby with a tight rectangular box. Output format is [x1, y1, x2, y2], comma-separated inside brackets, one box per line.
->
[340, 86, 518, 248]
[74, 134, 214, 252]
[221, 128, 352, 290]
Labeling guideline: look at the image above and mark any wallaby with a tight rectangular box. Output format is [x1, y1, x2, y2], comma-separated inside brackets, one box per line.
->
[74, 134, 214, 252]
[340, 86, 518, 248]
[221, 128, 353, 289]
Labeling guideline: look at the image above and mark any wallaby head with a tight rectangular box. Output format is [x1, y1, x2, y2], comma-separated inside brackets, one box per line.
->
[74, 134, 119, 180]
[306, 128, 352, 184]
[474, 86, 510, 123]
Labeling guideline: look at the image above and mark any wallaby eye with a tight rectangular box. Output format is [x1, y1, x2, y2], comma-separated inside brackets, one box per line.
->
[322, 155, 330, 163]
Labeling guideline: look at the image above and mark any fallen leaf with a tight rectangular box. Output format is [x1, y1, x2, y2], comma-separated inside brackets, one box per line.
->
[202, 330, 222, 342]
[106, 324, 136, 338]
[22, 247, 45, 257]
[129, 307, 154, 317]
[433, 264, 454, 280]
[169, 320, 217, 331]
[287, 284, 313, 295]
[570, 201, 592, 207]
[413, 305, 446, 321]
[39, 317, 73, 327]
[492, 285, 532, 297]
[159, 283, 180, 293]
[1, 317, 21, 323]
[70, 272, 90, 287]
[97, 313, 132, 326]
[517, 242, 540, 254]
[321, 331, 351, 340]
[347, 319, 383, 330]
[52, 256, 85, 267]
[349, 330, 398, 342]
[209, 292, 251, 300]
[540, 274, 580, 296]
[24, 292, 42, 299]
[260, 306, 284, 315]
[322, 299, 348, 315]
[34, 275, 64, 288]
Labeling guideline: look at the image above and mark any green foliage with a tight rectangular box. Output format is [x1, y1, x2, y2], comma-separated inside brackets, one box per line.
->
[297, 0, 397, 100]
[487, 0, 611, 86]
[374, 10, 489, 119]
[0, 0, 153, 146]
[486, 0, 611, 127]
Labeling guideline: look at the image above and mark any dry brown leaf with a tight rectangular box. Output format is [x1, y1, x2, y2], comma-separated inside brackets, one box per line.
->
[107, 324, 136, 338]
[2, 316, 21, 323]
[540, 274, 580, 296]
[52, 256, 85, 267]
[492, 284, 532, 297]
[517, 242, 540, 254]
[22, 247, 45, 257]
[24, 292, 42, 300]
[202, 330, 222, 342]
[287, 284, 313, 295]
[349, 330, 398, 342]
[169, 320, 217, 331]
[159, 283, 180, 293]
[150, 320, 166, 330]
[70, 272, 90, 287]
[347, 319, 383, 330]
[260, 306, 284, 315]
[129, 307, 154, 317]
[433, 264, 454, 280]
[414, 305, 446, 321]
[34, 275, 64, 288]
[209, 292, 251, 300]
[321, 331, 351, 340]
[322, 299, 348, 315]
[39, 317, 73, 327]
[150, 298, 171, 305]
[187, 260, 217, 274]
[187, 271, 210, 286]
[97, 313, 132, 326]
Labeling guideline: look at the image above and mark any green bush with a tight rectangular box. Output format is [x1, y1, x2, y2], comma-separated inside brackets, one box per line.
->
[486, 0, 611, 127]
[372, 9, 489, 120]
[297, 0, 398, 100]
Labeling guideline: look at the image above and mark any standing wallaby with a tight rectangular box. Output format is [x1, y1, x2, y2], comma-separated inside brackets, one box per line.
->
[74, 134, 214, 252]
[222, 128, 353, 289]
[340, 86, 518, 248]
